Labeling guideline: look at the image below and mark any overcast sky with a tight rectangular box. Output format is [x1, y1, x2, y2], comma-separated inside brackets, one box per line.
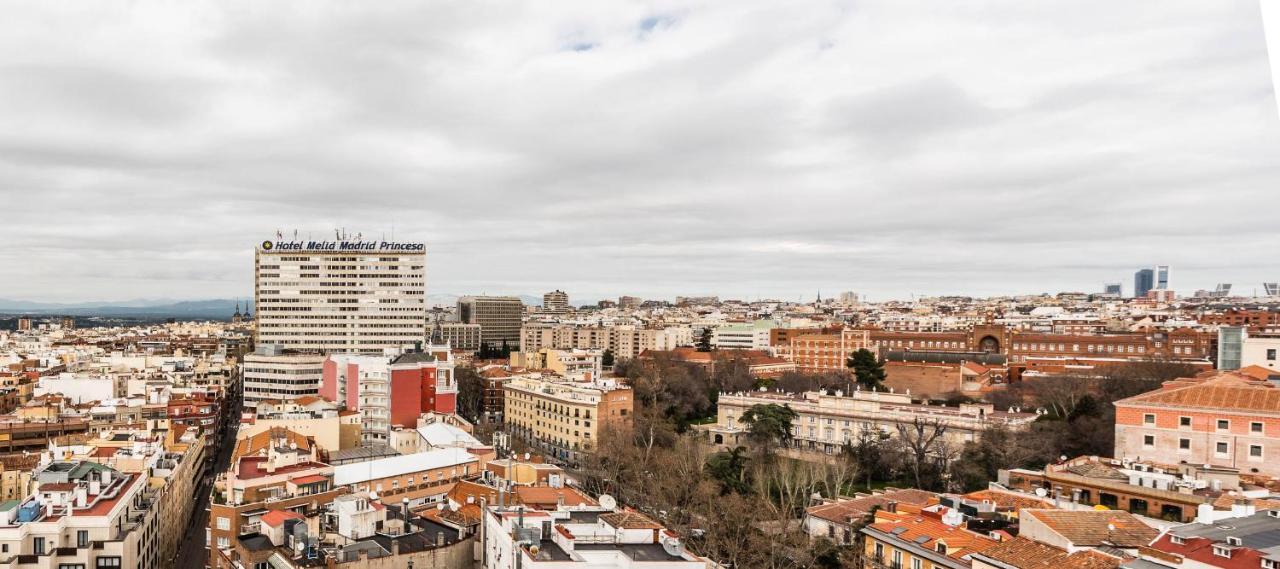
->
[1, 1, 1278, 303]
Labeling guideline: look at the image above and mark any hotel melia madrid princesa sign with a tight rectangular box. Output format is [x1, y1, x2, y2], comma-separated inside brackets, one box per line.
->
[260, 240, 425, 252]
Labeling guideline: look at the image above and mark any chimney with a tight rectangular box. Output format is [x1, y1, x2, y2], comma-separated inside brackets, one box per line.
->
[556, 494, 565, 509]
[1232, 499, 1256, 518]
[886, 501, 898, 513]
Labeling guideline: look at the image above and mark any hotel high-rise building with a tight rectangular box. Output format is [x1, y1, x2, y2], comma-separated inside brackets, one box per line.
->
[253, 236, 427, 354]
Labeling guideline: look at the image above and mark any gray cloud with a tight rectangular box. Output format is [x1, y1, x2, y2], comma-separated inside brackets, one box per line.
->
[0, 0, 1276, 303]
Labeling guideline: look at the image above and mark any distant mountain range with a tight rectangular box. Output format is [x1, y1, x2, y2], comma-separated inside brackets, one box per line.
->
[0, 293, 551, 319]
[0, 298, 244, 319]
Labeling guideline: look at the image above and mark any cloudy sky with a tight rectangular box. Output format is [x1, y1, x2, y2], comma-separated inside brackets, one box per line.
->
[1, 1, 1277, 303]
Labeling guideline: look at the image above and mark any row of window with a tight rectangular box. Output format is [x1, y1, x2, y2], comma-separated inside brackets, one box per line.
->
[1141, 434, 1266, 459]
[1142, 413, 1266, 433]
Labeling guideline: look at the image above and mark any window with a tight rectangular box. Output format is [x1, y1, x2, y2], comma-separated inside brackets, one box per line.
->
[1218, 420, 1230, 431]
[1227, 537, 1242, 546]
[216, 537, 229, 549]
[874, 543, 884, 561]
[1268, 349, 1277, 361]
[892, 549, 903, 569]
[1170, 536, 1185, 545]
[1144, 435, 1155, 447]
[937, 543, 948, 555]
[1213, 545, 1232, 558]
[95, 559, 122, 569]
[33, 537, 45, 555]
[1217, 442, 1230, 455]
[1252, 422, 1264, 434]
[216, 517, 230, 531]
[1179, 438, 1191, 450]
[77, 530, 88, 547]
[912, 559, 922, 569]
[58, 565, 86, 569]
[1144, 414, 1156, 424]
[1250, 445, 1263, 459]
[1180, 416, 1191, 427]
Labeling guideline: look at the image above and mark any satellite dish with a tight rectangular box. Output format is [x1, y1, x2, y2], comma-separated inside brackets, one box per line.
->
[662, 536, 683, 557]
[437, 503, 445, 511]
[1034, 488, 1047, 497]
[599, 494, 617, 510]
[369, 491, 379, 501]
[449, 503, 459, 512]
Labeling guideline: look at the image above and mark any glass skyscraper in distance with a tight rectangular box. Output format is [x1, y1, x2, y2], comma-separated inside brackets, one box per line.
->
[1134, 268, 1155, 298]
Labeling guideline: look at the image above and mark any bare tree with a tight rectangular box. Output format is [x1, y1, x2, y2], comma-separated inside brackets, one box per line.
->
[895, 417, 950, 490]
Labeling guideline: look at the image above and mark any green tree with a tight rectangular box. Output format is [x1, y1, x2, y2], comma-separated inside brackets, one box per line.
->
[697, 328, 713, 352]
[738, 403, 798, 451]
[455, 366, 485, 424]
[601, 349, 615, 368]
[846, 349, 886, 390]
[844, 428, 894, 490]
[705, 446, 751, 494]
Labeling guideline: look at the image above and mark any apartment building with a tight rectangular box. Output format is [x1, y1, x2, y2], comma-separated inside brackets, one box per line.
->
[782, 329, 873, 372]
[502, 377, 633, 464]
[458, 296, 525, 348]
[1113, 370, 1280, 477]
[210, 428, 343, 568]
[542, 290, 569, 313]
[320, 346, 457, 443]
[709, 389, 1037, 457]
[520, 324, 692, 360]
[509, 349, 603, 382]
[0, 459, 180, 569]
[1133, 507, 1280, 569]
[238, 396, 350, 452]
[711, 322, 774, 351]
[440, 323, 483, 352]
[860, 502, 999, 569]
[242, 349, 325, 410]
[482, 499, 706, 569]
[332, 447, 482, 505]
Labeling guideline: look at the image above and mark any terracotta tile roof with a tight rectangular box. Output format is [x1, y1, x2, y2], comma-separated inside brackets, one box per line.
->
[294, 396, 321, 406]
[1238, 365, 1279, 381]
[600, 511, 663, 530]
[1022, 509, 1157, 547]
[261, 510, 304, 527]
[867, 511, 999, 561]
[807, 489, 938, 525]
[514, 486, 597, 508]
[962, 490, 1055, 511]
[975, 537, 1122, 569]
[1063, 461, 1128, 481]
[1114, 372, 1280, 414]
[233, 427, 314, 458]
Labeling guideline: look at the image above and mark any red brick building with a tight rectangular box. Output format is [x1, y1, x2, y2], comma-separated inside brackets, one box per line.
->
[1114, 371, 1280, 477]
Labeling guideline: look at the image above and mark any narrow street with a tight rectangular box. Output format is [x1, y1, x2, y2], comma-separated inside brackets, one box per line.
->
[175, 382, 241, 569]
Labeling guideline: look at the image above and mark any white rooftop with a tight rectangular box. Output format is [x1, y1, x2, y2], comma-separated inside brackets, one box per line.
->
[333, 447, 477, 486]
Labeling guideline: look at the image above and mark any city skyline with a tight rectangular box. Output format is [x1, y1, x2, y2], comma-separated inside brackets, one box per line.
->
[2, 1, 1278, 302]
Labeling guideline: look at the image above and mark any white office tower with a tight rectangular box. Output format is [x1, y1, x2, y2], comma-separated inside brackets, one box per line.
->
[254, 235, 427, 354]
